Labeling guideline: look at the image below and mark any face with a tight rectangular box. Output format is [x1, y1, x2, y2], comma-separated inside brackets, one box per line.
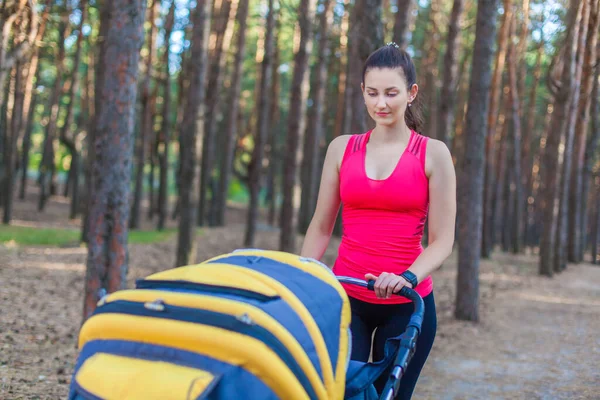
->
[361, 67, 418, 127]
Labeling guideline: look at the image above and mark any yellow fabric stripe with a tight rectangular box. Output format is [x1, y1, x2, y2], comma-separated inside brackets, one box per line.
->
[207, 250, 352, 396]
[79, 314, 311, 400]
[144, 263, 280, 297]
[195, 262, 337, 398]
[76, 353, 217, 399]
[87, 290, 327, 399]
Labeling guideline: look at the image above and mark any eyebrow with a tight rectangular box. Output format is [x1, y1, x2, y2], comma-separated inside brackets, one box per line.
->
[366, 86, 399, 90]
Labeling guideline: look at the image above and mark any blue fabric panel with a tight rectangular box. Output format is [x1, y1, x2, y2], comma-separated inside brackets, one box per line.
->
[68, 339, 279, 400]
[136, 286, 323, 381]
[208, 255, 344, 374]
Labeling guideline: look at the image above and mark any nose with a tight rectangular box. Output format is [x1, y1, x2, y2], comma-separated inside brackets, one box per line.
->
[376, 95, 387, 109]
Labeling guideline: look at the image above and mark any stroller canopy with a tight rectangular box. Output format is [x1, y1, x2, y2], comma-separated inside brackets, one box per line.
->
[70, 250, 353, 400]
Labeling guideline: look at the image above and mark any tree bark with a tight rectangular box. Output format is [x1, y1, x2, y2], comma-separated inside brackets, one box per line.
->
[569, 0, 599, 262]
[481, 0, 511, 258]
[175, 0, 212, 267]
[538, 0, 583, 277]
[244, 0, 275, 247]
[83, 0, 146, 321]
[157, 0, 176, 231]
[456, 0, 498, 322]
[130, 0, 159, 229]
[38, 8, 69, 211]
[581, 52, 600, 259]
[393, 0, 414, 49]
[555, 0, 589, 273]
[199, 0, 238, 227]
[298, 0, 334, 234]
[279, 0, 318, 253]
[214, 0, 249, 227]
[437, 0, 465, 146]
[333, 0, 350, 139]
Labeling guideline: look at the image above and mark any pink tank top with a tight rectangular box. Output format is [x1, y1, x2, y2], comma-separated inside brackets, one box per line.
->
[332, 129, 433, 304]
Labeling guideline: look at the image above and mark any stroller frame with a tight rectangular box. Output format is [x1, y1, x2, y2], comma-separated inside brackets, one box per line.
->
[336, 277, 425, 400]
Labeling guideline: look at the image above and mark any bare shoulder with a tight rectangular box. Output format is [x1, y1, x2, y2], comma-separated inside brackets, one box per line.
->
[425, 138, 454, 177]
[326, 134, 353, 169]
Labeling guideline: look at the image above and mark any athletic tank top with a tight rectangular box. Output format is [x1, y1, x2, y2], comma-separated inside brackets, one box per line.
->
[332, 129, 433, 304]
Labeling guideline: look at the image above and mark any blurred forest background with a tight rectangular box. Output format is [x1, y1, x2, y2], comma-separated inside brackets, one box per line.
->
[2, 0, 600, 397]
[0, 0, 599, 322]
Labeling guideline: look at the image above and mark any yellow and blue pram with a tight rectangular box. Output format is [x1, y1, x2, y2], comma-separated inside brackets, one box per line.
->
[69, 249, 424, 400]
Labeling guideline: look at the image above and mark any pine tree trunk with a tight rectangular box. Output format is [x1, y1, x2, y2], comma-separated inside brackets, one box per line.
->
[555, 0, 589, 273]
[393, 0, 414, 49]
[591, 175, 600, 263]
[581, 53, 600, 259]
[569, 0, 599, 263]
[175, 0, 212, 267]
[38, 10, 69, 212]
[333, 0, 350, 139]
[455, 0, 498, 322]
[83, 0, 146, 321]
[199, 0, 238, 227]
[437, 0, 465, 146]
[130, 0, 159, 229]
[157, 1, 176, 231]
[244, 0, 275, 247]
[2, 63, 22, 224]
[214, 0, 249, 227]
[481, 0, 512, 258]
[266, 23, 281, 227]
[539, 0, 583, 277]
[279, 0, 318, 253]
[298, 0, 334, 234]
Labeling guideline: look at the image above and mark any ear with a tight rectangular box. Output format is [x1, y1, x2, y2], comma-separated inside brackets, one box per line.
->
[409, 84, 419, 103]
[361, 82, 365, 92]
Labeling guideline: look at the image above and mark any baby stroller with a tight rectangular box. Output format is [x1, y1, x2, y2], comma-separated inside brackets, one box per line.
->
[69, 249, 424, 400]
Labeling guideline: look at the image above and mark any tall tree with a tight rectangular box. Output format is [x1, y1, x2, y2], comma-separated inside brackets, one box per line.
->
[58, 0, 87, 221]
[214, 0, 249, 226]
[299, 0, 334, 234]
[393, 0, 414, 49]
[437, 0, 465, 145]
[456, 0, 498, 322]
[481, 0, 512, 257]
[199, 0, 238, 227]
[333, 0, 350, 138]
[130, 0, 159, 229]
[569, 0, 599, 262]
[38, 5, 69, 211]
[157, 0, 176, 231]
[83, 0, 146, 320]
[555, 0, 589, 273]
[279, 0, 318, 252]
[538, 0, 583, 277]
[175, 0, 212, 267]
[244, 0, 276, 247]
[0, 0, 38, 108]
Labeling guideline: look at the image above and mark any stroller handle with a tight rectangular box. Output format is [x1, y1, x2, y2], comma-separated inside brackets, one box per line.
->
[335, 276, 424, 332]
[335, 276, 425, 400]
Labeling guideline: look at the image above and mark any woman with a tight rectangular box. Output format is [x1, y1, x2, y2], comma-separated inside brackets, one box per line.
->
[300, 43, 456, 399]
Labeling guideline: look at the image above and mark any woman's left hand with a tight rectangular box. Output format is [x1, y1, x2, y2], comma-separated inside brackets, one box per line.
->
[365, 272, 412, 299]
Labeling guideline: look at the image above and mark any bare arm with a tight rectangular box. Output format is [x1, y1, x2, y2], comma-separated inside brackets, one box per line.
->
[300, 135, 350, 261]
[407, 139, 456, 282]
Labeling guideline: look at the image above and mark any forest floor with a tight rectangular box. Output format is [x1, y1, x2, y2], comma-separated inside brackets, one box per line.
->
[1, 190, 599, 400]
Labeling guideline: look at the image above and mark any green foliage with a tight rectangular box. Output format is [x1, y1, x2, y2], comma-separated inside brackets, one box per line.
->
[0, 226, 194, 247]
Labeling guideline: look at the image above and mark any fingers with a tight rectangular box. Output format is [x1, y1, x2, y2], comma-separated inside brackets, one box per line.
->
[365, 273, 409, 299]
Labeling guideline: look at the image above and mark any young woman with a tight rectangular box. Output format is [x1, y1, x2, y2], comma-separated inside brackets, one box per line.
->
[300, 43, 456, 399]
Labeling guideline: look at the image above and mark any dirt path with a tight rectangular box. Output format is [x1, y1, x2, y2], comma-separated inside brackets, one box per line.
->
[1, 193, 598, 399]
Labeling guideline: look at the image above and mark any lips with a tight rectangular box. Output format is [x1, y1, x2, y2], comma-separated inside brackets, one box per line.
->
[376, 112, 389, 117]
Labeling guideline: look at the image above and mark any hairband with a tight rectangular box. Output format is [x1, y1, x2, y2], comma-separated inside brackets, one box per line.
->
[386, 42, 400, 49]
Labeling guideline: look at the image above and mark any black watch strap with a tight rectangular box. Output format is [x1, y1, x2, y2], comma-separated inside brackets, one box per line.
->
[400, 270, 418, 288]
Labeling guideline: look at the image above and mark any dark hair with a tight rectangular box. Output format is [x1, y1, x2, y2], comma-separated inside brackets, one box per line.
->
[361, 43, 424, 132]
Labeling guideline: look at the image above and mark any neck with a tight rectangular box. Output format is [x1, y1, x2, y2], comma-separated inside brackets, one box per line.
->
[371, 121, 412, 143]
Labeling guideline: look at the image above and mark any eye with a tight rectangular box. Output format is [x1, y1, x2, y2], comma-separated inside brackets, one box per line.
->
[368, 92, 377, 97]
[387, 93, 398, 97]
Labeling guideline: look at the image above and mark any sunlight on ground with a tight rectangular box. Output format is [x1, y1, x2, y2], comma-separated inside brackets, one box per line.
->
[23, 247, 87, 255]
[515, 292, 600, 307]
[21, 261, 85, 272]
[479, 272, 524, 283]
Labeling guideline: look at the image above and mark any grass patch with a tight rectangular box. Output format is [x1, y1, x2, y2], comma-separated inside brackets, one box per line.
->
[0, 225, 189, 247]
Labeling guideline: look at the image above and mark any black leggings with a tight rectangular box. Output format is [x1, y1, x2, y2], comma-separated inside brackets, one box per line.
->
[349, 292, 437, 400]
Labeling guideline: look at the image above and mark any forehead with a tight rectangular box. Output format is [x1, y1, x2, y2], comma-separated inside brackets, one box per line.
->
[364, 67, 407, 88]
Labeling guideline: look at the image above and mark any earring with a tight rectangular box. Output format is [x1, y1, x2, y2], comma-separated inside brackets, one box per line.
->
[408, 102, 412, 107]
